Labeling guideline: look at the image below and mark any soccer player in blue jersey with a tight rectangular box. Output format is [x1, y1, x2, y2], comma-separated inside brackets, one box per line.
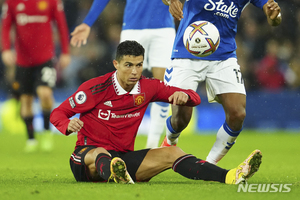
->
[161, 0, 282, 164]
[70, 0, 176, 148]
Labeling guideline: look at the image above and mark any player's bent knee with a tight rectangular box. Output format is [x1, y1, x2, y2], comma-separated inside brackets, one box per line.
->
[233, 110, 246, 122]
[84, 147, 110, 168]
[92, 147, 110, 157]
[227, 108, 246, 122]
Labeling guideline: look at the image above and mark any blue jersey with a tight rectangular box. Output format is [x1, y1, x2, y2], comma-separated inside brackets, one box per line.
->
[123, 0, 174, 29]
[172, 0, 268, 60]
[83, 0, 174, 30]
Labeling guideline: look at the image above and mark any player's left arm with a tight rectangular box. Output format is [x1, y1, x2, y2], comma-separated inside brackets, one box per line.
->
[168, 91, 190, 105]
[53, 0, 71, 69]
[169, 89, 201, 106]
[67, 118, 84, 134]
[263, 0, 282, 26]
[152, 79, 201, 106]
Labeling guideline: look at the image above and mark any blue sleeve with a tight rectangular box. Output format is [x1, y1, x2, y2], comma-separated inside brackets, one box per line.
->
[82, 0, 110, 27]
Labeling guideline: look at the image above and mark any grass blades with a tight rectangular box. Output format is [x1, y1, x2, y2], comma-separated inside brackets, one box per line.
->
[0, 130, 299, 200]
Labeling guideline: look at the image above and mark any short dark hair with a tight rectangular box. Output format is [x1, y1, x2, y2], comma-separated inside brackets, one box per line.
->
[115, 40, 145, 62]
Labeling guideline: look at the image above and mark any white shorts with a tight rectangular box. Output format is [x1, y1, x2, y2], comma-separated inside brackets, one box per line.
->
[164, 58, 246, 103]
[120, 28, 175, 71]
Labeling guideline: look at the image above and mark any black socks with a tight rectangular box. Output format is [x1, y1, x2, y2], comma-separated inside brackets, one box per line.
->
[23, 116, 34, 139]
[172, 154, 228, 183]
[95, 153, 112, 180]
[42, 110, 51, 130]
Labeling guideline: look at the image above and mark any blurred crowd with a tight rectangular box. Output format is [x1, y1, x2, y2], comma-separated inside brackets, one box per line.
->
[0, 0, 300, 98]
[237, 0, 300, 91]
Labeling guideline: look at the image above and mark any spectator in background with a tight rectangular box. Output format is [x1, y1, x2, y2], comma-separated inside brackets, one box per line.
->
[285, 57, 300, 89]
[235, 0, 298, 92]
[63, 0, 79, 32]
[1, 0, 71, 152]
[255, 39, 285, 90]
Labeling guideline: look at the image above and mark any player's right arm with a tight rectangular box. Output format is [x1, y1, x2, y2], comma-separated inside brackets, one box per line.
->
[162, 0, 183, 21]
[67, 118, 84, 135]
[168, 91, 190, 105]
[1, 1, 16, 67]
[70, 0, 110, 47]
[50, 81, 98, 135]
[263, 0, 282, 26]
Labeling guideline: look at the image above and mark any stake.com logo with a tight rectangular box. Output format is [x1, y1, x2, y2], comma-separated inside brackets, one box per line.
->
[237, 184, 292, 193]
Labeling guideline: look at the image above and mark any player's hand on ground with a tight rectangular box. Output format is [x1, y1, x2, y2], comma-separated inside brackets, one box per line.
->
[70, 23, 91, 47]
[67, 118, 84, 133]
[58, 54, 71, 69]
[169, 91, 189, 105]
[168, 0, 183, 21]
[1, 50, 16, 67]
[265, 0, 281, 20]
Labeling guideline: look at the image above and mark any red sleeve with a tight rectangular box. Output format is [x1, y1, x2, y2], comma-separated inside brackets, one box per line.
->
[178, 89, 201, 106]
[151, 79, 201, 106]
[50, 104, 74, 136]
[52, 0, 69, 54]
[1, 1, 13, 51]
[50, 82, 98, 135]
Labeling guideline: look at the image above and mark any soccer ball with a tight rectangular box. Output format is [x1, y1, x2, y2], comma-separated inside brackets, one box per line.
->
[183, 20, 220, 57]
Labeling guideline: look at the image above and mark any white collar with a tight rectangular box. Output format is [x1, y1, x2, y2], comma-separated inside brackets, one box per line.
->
[112, 71, 141, 95]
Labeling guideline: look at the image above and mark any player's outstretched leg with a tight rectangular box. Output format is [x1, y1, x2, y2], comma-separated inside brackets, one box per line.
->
[225, 149, 262, 184]
[109, 157, 134, 184]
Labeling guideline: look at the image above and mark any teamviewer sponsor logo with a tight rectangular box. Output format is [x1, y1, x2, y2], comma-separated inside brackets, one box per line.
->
[16, 13, 48, 26]
[237, 184, 292, 193]
[111, 112, 140, 119]
[98, 109, 141, 120]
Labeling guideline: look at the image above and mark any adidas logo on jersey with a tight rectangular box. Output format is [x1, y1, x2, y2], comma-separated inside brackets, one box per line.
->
[104, 101, 113, 107]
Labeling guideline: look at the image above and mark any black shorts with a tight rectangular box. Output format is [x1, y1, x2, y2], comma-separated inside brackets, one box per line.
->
[15, 60, 56, 94]
[69, 145, 150, 182]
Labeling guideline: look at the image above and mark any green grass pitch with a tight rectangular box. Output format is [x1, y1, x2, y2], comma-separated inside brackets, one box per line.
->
[0, 130, 299, 200]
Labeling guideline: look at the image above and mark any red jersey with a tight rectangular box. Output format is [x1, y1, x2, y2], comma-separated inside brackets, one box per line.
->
[50, 72, 201, 152]
[1, 0, 69, 67]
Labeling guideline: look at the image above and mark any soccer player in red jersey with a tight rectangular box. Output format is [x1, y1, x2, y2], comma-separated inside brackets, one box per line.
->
[1, 0, 70, 152]
[50, 41, 262, 184]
